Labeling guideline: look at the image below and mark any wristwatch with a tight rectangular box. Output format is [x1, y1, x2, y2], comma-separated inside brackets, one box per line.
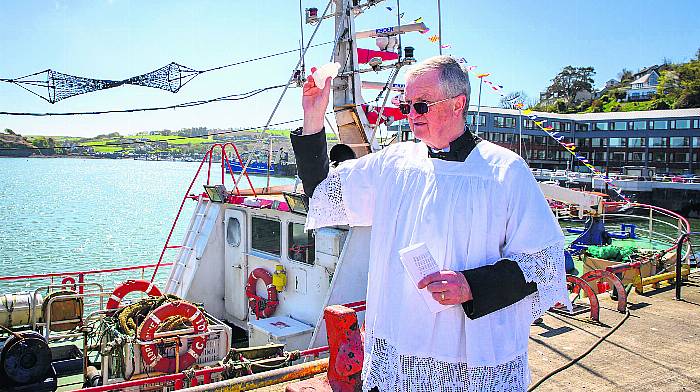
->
[291, 126, 304, 136]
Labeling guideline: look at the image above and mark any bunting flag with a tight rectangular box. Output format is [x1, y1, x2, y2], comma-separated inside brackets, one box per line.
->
[441, 44, 452, 49]
[523, 110, 630, 202]
[428, 35, 440, 42]
[514, 102, 524, 109]
[476, 73, 491, 78]
[414, 17, 424, 23]
[420, 27, 431, 34]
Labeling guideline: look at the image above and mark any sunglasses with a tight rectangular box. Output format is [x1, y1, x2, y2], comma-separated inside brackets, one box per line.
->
[398, 96, 458, 115]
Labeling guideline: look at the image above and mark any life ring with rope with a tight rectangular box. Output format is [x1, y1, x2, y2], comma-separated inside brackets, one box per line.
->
[106, 279, 163, 310]
[137, 300, 209, 373]
[245, 268, 279, 319]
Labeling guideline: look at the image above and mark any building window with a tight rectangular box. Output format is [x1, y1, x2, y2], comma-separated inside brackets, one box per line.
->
[576, 138, 590, 147]
[534, 136, 545, 145]
[651, 120, 668, 130]
[651, 152, 666, 162]
[611, 152, 626, 161]
[672, 119, 691, 129]
[693, 137, 700, 147]
[576, 123, 590, 131]
[251, 217, 281, 256]
[649, 137, 667, 148]
[523, 119, 537, 129]
[670, 137, 690, 147]
[613, 121, 627, 131]
[494, 116, 516, 128]
[591, 138, 606, 147]
[628, 137, 645, 147]
[694, 119, 699, 129]
[594, 122, 609, 131]
[632, 121, 647, 130]
[594, 152, 607, 162]
[467, 114, 486, 126]
[288, 222, 315, 265]
[609, 138, 626, 147]
[672, 153, 689, 163]
[629, 152, 645, 161]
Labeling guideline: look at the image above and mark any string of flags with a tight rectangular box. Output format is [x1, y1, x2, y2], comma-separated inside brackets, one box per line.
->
[521, 108, 630, 202]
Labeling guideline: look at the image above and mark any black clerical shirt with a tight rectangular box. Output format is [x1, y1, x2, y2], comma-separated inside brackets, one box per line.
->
[291, 128, 537, 319]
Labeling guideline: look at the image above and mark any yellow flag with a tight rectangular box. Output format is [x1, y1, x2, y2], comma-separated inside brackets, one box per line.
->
[522, 109, 533, 115]
[414, 17, 424, 23]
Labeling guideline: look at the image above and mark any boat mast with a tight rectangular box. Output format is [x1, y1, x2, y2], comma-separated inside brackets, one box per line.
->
[332, 0, 376, 157]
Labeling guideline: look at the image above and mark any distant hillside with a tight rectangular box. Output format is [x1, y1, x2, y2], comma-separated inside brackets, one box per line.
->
[533, 52, 700, 114]
[0, 130, 36, 157]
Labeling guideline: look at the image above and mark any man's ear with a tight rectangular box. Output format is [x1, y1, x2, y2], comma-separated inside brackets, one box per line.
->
[454, 95, 467, 116]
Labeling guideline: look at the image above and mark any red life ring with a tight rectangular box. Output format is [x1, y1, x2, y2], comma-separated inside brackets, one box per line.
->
[106, 279, 163, 310]
[138, 301, 208, 373]
[245, 268, 279, 319]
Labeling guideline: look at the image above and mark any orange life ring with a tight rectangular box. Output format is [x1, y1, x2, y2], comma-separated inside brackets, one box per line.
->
[106, 279, 163, 309]
[245, 268, 278, 319]
[138, 301, 208, 373]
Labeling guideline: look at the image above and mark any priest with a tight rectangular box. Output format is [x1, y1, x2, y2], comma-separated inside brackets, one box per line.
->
[291, 55, 569, 392]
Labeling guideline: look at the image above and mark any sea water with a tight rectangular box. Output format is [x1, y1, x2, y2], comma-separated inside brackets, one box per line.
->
[0, 157, 295, 292]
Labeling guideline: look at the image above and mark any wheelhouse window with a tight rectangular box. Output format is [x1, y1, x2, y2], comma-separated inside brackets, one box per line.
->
[288, 222, 315, 265]
[251, 217, 281, 256]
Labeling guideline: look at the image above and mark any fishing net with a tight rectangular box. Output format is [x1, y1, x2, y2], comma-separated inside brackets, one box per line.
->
[4, 63, 200, 103]
[587, 245, 637, 262]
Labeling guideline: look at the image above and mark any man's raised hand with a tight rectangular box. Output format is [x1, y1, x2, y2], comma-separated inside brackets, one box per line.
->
[302, 67, 331, 135]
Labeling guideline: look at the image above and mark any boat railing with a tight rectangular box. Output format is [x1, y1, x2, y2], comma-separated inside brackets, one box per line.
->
[149, 142, 257, 282]
[0, 262, 173, 295]
[601, 202, 692, 260]
[674, 232, 700, 300]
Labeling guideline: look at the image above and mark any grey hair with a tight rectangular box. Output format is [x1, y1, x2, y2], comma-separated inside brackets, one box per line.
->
[404, 55, 471, 119]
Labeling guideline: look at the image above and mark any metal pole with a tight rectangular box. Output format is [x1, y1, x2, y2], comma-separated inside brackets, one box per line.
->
[437, 0, 442, 55]
[518, 108, 522, 157]
[475, 78, 483, 136]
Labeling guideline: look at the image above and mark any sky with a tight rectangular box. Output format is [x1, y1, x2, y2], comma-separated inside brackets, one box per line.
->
[1, 0, 699, 137]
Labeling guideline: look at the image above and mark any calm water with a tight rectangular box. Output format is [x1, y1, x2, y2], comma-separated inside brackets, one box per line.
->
[0, 157, 294, 292]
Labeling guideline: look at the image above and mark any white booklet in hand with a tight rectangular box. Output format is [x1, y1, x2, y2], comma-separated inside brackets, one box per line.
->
[399, 242, 456, 314]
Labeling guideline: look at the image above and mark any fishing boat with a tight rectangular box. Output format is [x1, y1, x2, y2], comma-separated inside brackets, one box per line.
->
[0, 1, 697, 392]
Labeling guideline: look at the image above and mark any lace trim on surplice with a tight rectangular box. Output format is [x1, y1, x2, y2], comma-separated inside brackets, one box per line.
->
[509, 240, 570, 320]
[305, 168, 348, 230]
[362, 338, 529, 392]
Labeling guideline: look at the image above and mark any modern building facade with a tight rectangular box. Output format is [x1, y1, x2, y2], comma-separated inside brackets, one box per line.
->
[393, 107, 700, 175]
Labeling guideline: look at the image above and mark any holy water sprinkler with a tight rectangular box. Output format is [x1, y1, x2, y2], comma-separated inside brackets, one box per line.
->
[311, 62, 341, 86]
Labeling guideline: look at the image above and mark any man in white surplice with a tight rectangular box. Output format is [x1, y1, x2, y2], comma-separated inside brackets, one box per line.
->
[290, 56, 570, 391]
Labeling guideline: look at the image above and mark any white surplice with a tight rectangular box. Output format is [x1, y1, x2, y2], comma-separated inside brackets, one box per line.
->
[306, 140, 569, 392]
